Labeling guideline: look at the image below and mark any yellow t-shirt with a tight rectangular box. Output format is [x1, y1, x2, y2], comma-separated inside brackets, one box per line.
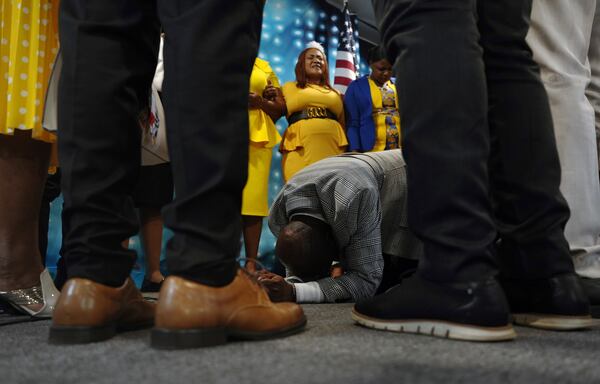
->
[248, 57, 281, 148]
[0, 0, 60, 143]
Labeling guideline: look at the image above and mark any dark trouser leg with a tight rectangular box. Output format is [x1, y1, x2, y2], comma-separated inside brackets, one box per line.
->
[478, 0, 574, 279]
[158, 0, 263, 286]
[58, 0, 160, 286]
[373, 0, 497, 283]
[376, 254, 418, 294]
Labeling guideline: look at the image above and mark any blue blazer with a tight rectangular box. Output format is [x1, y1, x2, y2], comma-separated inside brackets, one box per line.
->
[345, 76, 376, 152]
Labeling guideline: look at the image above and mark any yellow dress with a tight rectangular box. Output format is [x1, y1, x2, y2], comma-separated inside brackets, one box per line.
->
[241, 57, 282, 217]
[280, 82, 347, 181]
[368, 78, 401, 152]
[0, 0, 59, 144]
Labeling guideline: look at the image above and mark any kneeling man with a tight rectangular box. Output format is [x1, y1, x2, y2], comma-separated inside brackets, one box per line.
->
[260, 150, 422, 303]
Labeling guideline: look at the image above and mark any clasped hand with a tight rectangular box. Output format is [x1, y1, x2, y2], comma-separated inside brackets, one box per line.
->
[256, 270, 295, 302]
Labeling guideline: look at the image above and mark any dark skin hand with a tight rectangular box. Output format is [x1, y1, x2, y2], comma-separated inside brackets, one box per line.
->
[262, 80, 279, 101]
[256, 270, 296, 302]
[248, 92, 264, 109]
[248, 79, 286, 122]
[330, 264, 343, 278]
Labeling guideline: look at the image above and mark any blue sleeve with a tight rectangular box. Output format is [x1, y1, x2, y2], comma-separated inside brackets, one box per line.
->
[344, 81, 362, 152]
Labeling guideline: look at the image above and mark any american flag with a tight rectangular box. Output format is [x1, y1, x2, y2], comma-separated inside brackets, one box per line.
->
[333, 2, 359, 95]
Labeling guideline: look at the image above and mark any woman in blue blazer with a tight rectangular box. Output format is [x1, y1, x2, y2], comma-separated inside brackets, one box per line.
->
[345, 46, 400, 152]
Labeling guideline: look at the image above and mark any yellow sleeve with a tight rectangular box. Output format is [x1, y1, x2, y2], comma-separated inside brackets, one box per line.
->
[265, 63, 280, 88]
[255, 57, 281, 88]
[268, 71, 281, 88]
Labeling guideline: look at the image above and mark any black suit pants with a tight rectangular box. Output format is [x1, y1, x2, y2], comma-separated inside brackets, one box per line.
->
[58, 0, 263, 286]
[372, 0, 574, 282]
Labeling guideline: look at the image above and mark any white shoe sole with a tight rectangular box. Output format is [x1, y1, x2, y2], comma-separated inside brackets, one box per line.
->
[141, 292, 160, 300]
[352, 309, 517, 342]
[512, 313, 595, 330]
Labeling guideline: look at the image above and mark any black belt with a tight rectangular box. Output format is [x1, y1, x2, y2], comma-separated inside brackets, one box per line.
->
[287, 107, 337, 126]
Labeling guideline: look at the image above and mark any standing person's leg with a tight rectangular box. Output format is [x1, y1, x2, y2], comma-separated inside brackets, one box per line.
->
[50, 0, 160, 344]
[139, 204, 167, 298]
[0, 130, 54, 316]
[133, 163, 173, 296]
[57, 1, 159, 285]
[583, 1, 600, 316]
[373, 0, 497, 283]
[151, 0, 305, 349]
[587, 2, 600, 187]
[242, 215, 263, 273]
[525, 0, 600, 279]
[242, 143, 275, 273]
[158, 0, 252, 285]
[354, 0, 514, 342]
[479, 0, 591, 328]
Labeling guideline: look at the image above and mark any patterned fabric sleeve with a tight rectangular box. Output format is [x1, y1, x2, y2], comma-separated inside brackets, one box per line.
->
[268, 190, 288, 238]
[317, 186, 384, 302]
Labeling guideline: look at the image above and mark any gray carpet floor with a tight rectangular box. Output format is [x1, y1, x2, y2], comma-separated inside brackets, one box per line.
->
[1, 303, 599, 384]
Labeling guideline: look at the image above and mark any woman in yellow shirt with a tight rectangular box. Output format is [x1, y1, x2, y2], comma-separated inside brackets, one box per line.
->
[345, 46, 400, 152]
[243, 57, 284, 272]
[280, 42, 347, 181]
[0, 0, 60, 317]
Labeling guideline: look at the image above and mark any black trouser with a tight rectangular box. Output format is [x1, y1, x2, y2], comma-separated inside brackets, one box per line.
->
[58, 0, 263, 287]
[372, 0, 574, 282]
[377, 255, 419, 294]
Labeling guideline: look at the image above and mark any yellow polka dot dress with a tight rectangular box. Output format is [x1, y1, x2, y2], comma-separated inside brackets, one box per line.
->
[0, 0, 59, 143]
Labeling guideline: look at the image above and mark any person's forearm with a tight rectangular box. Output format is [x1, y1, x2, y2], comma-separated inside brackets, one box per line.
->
[293, 282, 325, 303]
[260, 97, 285, 122]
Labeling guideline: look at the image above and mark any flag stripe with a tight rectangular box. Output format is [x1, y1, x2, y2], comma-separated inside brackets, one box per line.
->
[335, 59, 355, 71]
[334, 76, 353, 86]
[336, 51, 355, 62]
[333, 5, 359, 95]
[334, 67, 357, 80]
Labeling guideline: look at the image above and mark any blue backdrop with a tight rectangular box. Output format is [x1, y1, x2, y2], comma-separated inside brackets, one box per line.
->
[45, 0, 369, 285]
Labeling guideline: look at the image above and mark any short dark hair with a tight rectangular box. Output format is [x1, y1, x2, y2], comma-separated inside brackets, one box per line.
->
[275, 215, 338, 281]
[368, 45, 387, 64]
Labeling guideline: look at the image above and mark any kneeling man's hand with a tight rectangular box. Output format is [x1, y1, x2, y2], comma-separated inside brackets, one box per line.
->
[257, 271, 296, 302]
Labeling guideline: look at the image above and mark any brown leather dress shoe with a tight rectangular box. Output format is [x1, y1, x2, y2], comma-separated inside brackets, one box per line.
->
[151, 269, 306, 349]
[49, 278, 155, 344]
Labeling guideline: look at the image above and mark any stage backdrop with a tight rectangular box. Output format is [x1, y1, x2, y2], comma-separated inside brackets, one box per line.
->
[46, 0, 370, 285]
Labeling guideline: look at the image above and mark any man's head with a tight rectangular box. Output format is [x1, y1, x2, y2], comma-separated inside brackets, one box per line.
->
[275, 215, 338, 281]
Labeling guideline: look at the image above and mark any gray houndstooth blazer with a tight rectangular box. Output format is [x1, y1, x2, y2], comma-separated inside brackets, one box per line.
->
[269, 149, 422, 302]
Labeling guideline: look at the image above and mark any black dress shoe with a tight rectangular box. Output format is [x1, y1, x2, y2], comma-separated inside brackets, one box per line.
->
[579, 277, 600, 318]
[352, 273, 516, 342]
[501, 273, 593, 329]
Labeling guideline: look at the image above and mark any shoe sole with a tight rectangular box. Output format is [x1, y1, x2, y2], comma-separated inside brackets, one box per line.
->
[49, 324, 117, 344]
[141, 292, 159, 300]
[351, 309, 516, 342]
[150, 316, 307, 350]
[512, 313, 595, 330]
[49, 320, 154, 345]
